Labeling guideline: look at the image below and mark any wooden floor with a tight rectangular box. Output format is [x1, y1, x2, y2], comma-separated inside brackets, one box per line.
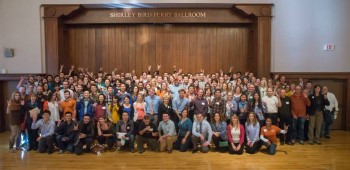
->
[0, 131, 350, 170]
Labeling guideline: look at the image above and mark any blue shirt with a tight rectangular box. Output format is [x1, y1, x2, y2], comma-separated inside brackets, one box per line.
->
[178, 118, 192, 137]
[211, 121, 228, 140]
[245, 122, 260, 143]
[169, 84, 182, 99]
[225, 99, 238, 120]
[172, 97, 190, 114]
[145, 95, 162, 115]
[192, 120, 213, 143]
[31, 119, 55, 138]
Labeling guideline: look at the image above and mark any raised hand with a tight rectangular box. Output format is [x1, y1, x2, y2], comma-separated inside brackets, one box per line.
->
[157, 65, 161, 70]
[148, 65, 152, 71]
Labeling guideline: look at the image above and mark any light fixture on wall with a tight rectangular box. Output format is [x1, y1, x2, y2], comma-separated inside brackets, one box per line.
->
[3, 48, 14, 57]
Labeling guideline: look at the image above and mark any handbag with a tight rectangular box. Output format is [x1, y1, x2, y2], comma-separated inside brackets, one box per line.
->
[219, 141, 229, 147]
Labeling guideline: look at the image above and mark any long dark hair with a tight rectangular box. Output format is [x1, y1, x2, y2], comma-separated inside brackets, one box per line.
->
[251, 92, 263, 108]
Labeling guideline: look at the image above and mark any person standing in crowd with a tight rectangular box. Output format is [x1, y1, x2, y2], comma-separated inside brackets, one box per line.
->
[59, 81, 74, 101]
[260, 118, 288, 155]
[59, 90, 77, 120]
[224, 92, 238, 124]
[25, 93, 40, 151]
[191, 89, 209, 121]
[251, 92, 267, 126]
[210, 89, 226, 119]
[173, 89, 190, 123]
[76, 90, 94, 121]
[262, 87, 281, 125]
[145, 88, 162, 125]
[158, 95, 174, 125]
[227, 114, 245, 155]
[133, 93, 146, 135]
[245, 112, 260, 154]
[278, 89, 292, 145]
[93, 94, 109, 122]
[116, 112, 135, 153]
[74, 114, 95, 155]
[31, 110, 55, 154]
[237, 94, 250, 126]
[211, 113, 228, 152]
[191, 113, 213, 153]
[43, 92, 60, 123]
[307, 85, 329, 145]
[118, 96, 134, 122]
[175, 109, 192, 152]
[136, 115, 159, 153]
[321, 86, 339, 138]
[7, 91, 25, 152]
[290, 86, 311, 145]
[158, 113, 177, 153]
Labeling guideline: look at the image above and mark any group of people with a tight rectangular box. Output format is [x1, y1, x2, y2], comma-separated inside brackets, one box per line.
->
[6, 65, 339, 155]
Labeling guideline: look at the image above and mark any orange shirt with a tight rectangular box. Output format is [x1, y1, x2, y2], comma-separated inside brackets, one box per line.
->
[290, 94, 311, 118]
[260, 125, 281, 144]
[61, 99, 76, 119]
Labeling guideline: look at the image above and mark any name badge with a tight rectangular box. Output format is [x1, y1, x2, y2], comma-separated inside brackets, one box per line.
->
[216, 102, 220, 105]
[201, 102, 205, 106]
[127, 127, 130, 129]
[312, 96, 314, 99]
[286, 102, 290, 105]
[102, 107, 106, 109]
[263, 129, 268, 132]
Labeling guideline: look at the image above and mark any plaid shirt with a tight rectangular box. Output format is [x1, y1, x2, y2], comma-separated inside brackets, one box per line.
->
[210, 97, 226, 116]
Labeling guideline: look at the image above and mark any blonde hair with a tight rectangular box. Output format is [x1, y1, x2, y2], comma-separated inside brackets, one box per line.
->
[246, 112, 258, 126]
[230, 114, 240, 129]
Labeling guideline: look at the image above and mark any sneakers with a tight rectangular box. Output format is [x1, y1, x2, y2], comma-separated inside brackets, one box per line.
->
[315, 140, 322, 145]
[58, 150, 64, 154]
[138, 149, 144, 154]
[168, 149, 173, 154]
[308, 140, 314, 145]
[291, 139, 296, 144]
[324, 136, 331, 139]
[299, 140, 305, 145]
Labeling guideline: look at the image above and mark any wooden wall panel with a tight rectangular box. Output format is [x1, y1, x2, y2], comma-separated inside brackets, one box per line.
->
[64, 24, 251, 75]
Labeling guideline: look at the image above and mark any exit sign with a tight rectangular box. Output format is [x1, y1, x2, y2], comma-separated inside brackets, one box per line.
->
[323, 44, 335, 51]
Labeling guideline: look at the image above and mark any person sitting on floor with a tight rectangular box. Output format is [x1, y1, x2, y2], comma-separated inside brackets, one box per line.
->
[191, 113, 213, 153]
[136, 114, 159, 153]
[74, 114, 95, 155]
[31, 110, 55, 154]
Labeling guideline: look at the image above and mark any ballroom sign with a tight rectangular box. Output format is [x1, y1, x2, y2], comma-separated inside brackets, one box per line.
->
[110, 11, 207, 18]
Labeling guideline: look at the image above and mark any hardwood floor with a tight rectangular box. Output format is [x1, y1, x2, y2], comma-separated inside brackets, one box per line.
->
[0, 131, 349, 170]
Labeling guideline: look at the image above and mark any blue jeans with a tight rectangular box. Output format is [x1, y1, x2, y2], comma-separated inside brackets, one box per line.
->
[292, 117, 306, 141]
[56, 135, 74, 152]
[321, 110, 334, 137]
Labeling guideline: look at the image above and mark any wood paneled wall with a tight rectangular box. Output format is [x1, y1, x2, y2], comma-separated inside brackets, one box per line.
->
[63, 24, 251, 74]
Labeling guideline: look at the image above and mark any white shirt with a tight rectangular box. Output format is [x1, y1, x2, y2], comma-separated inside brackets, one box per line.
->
[231, 127, 240, 143]
[48, 101, 60, 122]
[262, 95, 278, 113]
[325, 92, 339, 111]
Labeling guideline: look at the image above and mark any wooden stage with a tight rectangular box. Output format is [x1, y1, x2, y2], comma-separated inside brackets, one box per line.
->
[0, 131, 349, 170]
